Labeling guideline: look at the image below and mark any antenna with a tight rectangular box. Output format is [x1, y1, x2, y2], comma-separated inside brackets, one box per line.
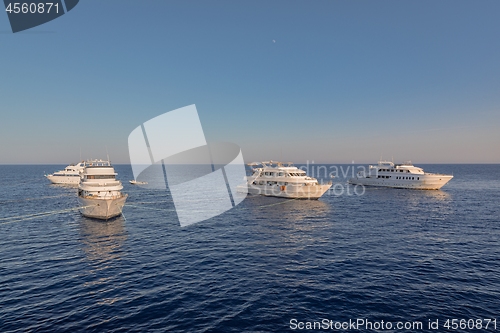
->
[105, 146, 110, 162]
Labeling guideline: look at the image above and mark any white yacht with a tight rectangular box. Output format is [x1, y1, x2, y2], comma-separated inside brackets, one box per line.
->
[77, 159, 127, 220]
[238, 161, 332, 199]
[45, 161, 86, 185]
[129, 180, 148, 185]
[348, 161, 453, 190]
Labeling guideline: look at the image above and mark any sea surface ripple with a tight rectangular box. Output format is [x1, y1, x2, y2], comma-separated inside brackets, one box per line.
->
[0, 164, 499, 332]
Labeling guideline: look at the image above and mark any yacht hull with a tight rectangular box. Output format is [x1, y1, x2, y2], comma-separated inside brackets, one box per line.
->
[241, 184, 331, 199]
[46, 175, 81, 185]
[77, 194, 128, 220]
[348, 175, 453, 190]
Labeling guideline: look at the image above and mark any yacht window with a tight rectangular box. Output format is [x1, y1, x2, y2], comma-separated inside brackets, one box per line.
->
[417, 177, 419, 180]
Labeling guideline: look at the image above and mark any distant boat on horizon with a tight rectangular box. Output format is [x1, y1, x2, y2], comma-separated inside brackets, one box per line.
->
[129, 180, 148, 185]
[45, 161, 86, 185]
[348, 161, 453, 190]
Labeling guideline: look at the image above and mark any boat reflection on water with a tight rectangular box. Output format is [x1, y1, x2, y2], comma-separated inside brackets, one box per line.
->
[241, 196, 334, 267]
[78, 217, 127, 306]
[420, 189, 451, 200]
[244, 195, 332, 224]
[78, 217, 127, 266]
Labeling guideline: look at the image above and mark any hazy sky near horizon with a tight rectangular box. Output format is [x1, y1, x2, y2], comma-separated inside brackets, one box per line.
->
[1, 1, 499, 164]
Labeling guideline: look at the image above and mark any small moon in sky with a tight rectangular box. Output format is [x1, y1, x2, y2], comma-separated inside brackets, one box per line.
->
[272, 40, 276, 43]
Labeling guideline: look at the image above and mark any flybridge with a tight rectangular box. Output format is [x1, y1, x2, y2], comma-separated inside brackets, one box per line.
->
[248, 161, 295, 168]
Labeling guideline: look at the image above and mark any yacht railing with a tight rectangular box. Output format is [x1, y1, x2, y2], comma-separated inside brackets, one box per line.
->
[80, 181, 121, 186]
[80, 194, 124, 200]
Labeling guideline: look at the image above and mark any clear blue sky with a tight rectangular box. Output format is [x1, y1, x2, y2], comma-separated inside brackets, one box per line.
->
[1, 0, 499, 164]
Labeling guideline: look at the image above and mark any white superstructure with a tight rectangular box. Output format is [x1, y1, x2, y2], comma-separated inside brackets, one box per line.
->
[77, 159, 127, 220]
[238, 161, 332, 199]
[349, 161, 453, 190]
[45, 161, 86, 185]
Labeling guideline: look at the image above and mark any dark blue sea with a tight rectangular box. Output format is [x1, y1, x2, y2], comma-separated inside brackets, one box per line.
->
[1, 164, 499, 332]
